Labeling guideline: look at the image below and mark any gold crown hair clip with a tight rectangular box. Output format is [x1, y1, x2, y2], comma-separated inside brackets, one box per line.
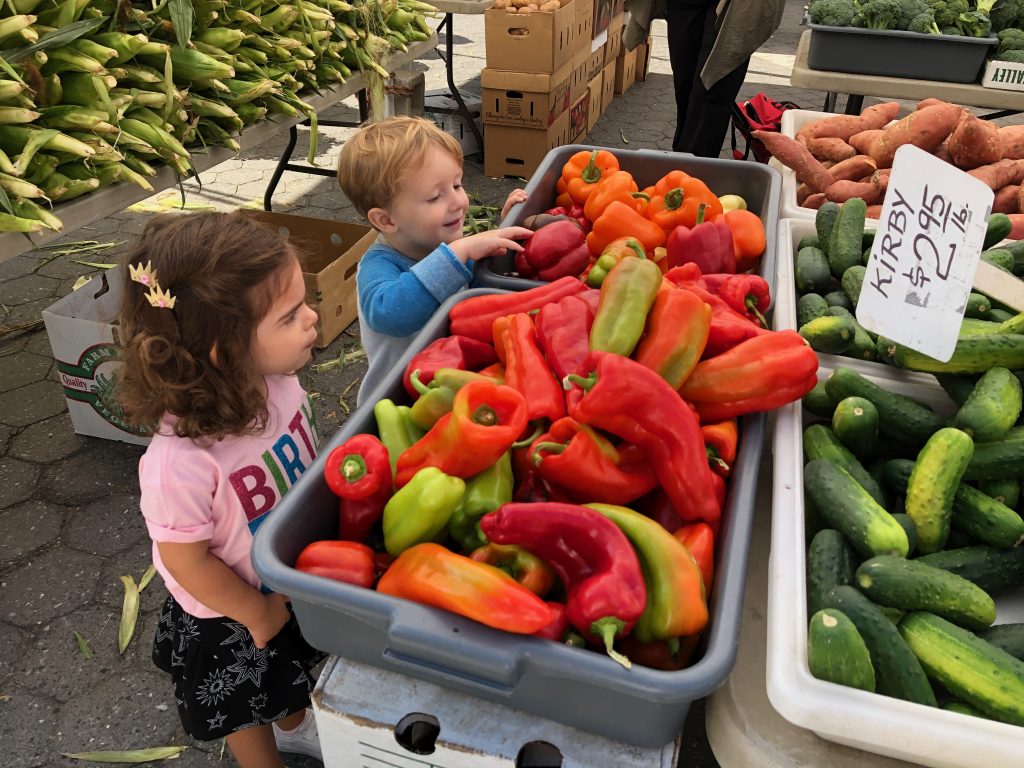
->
[129, 261, 177, 309]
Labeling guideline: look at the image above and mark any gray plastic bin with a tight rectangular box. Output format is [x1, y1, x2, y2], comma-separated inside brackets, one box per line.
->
[252, 288, 766, 748]
[475, 145, 782, 302]
[806, 21, 996, 84]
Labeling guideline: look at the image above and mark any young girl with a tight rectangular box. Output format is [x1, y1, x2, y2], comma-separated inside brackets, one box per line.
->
[118, 211, 325, 767]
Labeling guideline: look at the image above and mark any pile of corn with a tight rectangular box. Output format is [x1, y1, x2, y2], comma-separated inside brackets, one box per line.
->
[0, 0, 437, 233]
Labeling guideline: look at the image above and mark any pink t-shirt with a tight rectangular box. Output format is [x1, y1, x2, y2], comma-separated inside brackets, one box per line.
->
[139, 375, 320, 618]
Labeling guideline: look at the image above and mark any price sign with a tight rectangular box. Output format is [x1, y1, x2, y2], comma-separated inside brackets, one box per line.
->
[856, 145, 993, 362]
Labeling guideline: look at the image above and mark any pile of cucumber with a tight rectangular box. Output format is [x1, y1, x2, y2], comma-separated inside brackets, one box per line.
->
[801, 365, 1024, 726]
[795, 203, 1024, 369]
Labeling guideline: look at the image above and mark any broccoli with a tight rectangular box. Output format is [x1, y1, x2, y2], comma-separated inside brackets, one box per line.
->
[908, 9, 942, 32]
[997, 49, 1024, 62]
[807, 0, 858, 26]
[940, 24, 961, 33]
[989, 0, 1022, 31]
[975, 0, 997, 14]
[853, 0, 902, 29]
[929, 0, 969, 28]
[997, 27, 1024, 54]
[957, 10, 993, 35]
[897, 0, 931, 28]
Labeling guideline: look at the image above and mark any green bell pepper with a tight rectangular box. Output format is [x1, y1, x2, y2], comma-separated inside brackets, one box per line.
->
[373, 398, 424, 479]
[449, 452, 513, 552]
[383, 467, 465, 556]
[410, 368, 502, 431]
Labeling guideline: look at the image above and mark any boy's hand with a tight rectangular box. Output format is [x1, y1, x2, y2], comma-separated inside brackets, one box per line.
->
[248, 592, 291, 649]
[449, 227, 533, 263]
[501, 189, 528, 220]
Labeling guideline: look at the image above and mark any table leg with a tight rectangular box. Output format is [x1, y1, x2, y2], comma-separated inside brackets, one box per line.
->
[823, 92, 838, 113]
[845, 94, 864, 115]
[437, 13, 484, 155]
[263, 115, 362, 211]
[264, 123, 300, 211]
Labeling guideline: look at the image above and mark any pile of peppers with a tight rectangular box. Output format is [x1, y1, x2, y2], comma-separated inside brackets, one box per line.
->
[508, 149, 768, 283]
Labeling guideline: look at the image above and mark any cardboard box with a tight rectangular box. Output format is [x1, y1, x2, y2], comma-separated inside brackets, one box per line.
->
[982, 59, 1024, 91]
[424, 91, 482, 155]
[585, 43, 605, 82]
[569, 90, 590, 142]
[614, 44, 637, 94]
[483, 109, 571, 179]
[569, 48, 589, 102]
[635, 36, 653, 82]
[592, 0, 611, 37]
[606, 13, 623, 61]
[244, 211, 376, 349]
[484, 2, 575, 74]
[480, 63, 571, 129]
[573, 0, 593, 55]
[586, 72, 603, 135]
[601, 60, 615, 114]
[611, 0, 624, 17]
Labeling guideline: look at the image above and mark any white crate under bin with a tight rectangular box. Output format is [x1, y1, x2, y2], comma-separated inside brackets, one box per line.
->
[312, 656, 680, 768]
[775, 109, 838, 221]
[765, 242, 1024, 767]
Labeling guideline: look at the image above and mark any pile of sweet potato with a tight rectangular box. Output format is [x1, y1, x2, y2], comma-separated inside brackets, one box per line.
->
[758, 100, 1024, 221]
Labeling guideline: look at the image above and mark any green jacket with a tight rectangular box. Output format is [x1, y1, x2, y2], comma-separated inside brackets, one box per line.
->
[624, 0, 786, 88]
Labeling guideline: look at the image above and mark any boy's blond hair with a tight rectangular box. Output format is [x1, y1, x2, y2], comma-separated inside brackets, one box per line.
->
[337, 116, 463, 218]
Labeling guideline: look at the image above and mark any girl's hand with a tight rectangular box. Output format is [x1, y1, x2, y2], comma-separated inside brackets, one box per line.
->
[501, 189, 528, 220]
[448, 226, 533, 263]
[248, 593, 291, 649]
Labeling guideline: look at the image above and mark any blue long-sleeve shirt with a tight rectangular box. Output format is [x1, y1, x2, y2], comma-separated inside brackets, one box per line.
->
[356, 240, 475, 404]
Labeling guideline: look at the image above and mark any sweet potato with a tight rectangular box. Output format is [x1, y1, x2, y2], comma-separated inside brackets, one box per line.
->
[807, 137, 858, 162]
[1008, 213, 1024, 240]
[916, 98, 962, 112]
[871, 168, 891, 194]
[802, 193, 827, 210]
[947, 115, 1002, 170]
[999, 126, 1024, 160]
[994, 184, 1020, 214]
[796, 183, 811, 205]
[828, 155, 877, 182]
[825, 179, 881, 204]
[968, 159, 1024, 190]
[934, 142, 952, 163]
[868, 103, 963, 168]
[753, 130, 835, 193]
[849, 130, 883, 155]
[795, 101, 900, 142]
[866, 205, 884, 220]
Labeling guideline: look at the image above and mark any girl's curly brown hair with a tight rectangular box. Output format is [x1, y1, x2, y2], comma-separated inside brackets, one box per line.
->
[116, 211, 297, 441]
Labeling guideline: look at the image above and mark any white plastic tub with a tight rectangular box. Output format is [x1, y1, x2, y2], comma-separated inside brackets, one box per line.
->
[776, 109, 837, 220]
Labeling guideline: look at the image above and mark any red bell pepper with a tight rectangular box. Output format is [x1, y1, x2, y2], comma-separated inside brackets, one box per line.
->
[403, 335, 497, 398]
[512, 467, 574, 504]
[565, 352, 721, 526]
[515, 220, 590, 281]
[702, 419, 738, 477]
[665, 204, 736, 274]
[501, 313, 566, 423]
[535, 294, 595, 381]
[529, 417, 658, 505]
[295, 540, 375, 588]
[702, 273, 770, 328]
[674, 522, 715, 592]
[449, 277, 588, 342]
[618, 634, 701, 671]
[679, 330, 819, 421]
[544, 204, 590, 232]
[395, 379, 529, 486]
[666, 265, 771, 357]
[480, 502, 647, 667]
[377, 543, 554, 634]
[533, 601, 570, 641]
[633, 287, 711, 389]
[469, 543, 556, 597]
[324, 434, 393, 542]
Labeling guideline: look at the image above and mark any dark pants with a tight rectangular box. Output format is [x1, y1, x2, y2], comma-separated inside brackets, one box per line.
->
[666, 1, 750, 157]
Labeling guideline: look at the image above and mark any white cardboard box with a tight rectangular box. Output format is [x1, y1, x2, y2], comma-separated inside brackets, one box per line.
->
[42, 270, 151, 446]
[425, 91, 482, 156]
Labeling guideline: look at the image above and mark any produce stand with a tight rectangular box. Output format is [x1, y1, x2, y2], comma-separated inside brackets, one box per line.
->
[0, 34, 437, 262]
[790, 30, 1024, 117]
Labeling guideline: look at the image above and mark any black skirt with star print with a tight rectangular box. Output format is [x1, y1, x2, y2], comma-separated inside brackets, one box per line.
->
[153, 595, 325, 741]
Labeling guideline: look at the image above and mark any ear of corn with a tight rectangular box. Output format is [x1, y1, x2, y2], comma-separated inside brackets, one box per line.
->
[11, 196, 62, 230]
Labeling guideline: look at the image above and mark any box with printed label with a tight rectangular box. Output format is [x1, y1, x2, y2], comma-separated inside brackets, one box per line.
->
[614, 44, 637, 94]
[635, 35, 653, 81]
[484, 109, 572, 179]
[569, 48, 589, 102]
[586, 72, 603, 134]
[606, 13, 623, 60]
[424, 92, 482, 155]
[610, 0, 624, 17]
[601, 60, 615, 113]
[569, 90, 590, 141]
[592, 0, 611, 37]
[573, 0, 592, 54]
[484, 1, 575, 74]
[480, 63, 571, 129]
[585, 43, 605, 82]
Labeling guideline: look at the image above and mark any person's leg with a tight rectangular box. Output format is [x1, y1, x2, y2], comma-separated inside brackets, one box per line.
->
[683, 58, 751, 157]
[665, 1, 715, 152]
[225, 725, 286, 768]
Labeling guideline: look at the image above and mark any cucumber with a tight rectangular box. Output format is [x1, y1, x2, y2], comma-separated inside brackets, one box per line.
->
[949, 367, 1023, 442]
[815, 201, 841, 249]
[905, 428, 974, 554]
[800, 314, 857, 355]
[959, 318, 1004, 336]
[916, 545, 1024, 596]
[856, 555, 997, 631]
[951, 483, 1024, 548]
[875, 336, 897, 366]
[804, 459, 909, 558]
[832, 396, 878, 461]
[999, 237, 1024, 272]
[862, 246, 872, 266]
[808, 609, 876, 692]
[936, 373, 980, 408]
[891, 513, 918, 556]
[862, 230, 875, 251]
[979, 624, 1024, 661]
[825, 586, 936, 706]
[797, 293, 829, 327]
[943, 701, 985, 717]
[848, 323, 877, 362]
[803, 424, 887, 506]
[825, 368, 944, 447]
[890, 334, 1024, 374]
[977, 478, 1020, 510]
[802, 379, 836, 419]
[797, 234, 820, 251]
[981, 248, 1014, 273]
[984, 213, 1013, 249]
[867, 457, 887, 487]
[796, 246, 833, 294]
[823, 290, 852, 310]
[945, 528, 979, 549]
[963, 292, 992, 319]
[899, 612, 1024, 726]
[841, 265, 865, 308]
[879, 606, 905, 625]
[880, 458, 914, 497]
[964, 427, 1024, 480]
[827, 198, 867, 278]
[825, 305, 851, 317]
[988, 308, 1016, 323]
[807, 529, 856, 616]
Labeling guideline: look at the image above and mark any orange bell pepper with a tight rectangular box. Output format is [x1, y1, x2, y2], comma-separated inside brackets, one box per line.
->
[724, 209, 767, 271]
[583, 170, 646, 222]
[586, 201, 666, 255]
[650, 170, 723, 228]
[701, 419, 738, 477]
[560, 149, 620, 207]
[492, 315, 513, 365]
[674, 522, 715, 592]
[646, 187, 691, 231]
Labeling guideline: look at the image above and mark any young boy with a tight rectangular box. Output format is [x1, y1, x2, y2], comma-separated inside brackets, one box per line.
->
[337, 116, 532, 403]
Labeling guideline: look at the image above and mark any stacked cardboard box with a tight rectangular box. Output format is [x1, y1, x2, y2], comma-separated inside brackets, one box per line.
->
[482, 0, 577, 178]
[635, 34, 653, 81]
